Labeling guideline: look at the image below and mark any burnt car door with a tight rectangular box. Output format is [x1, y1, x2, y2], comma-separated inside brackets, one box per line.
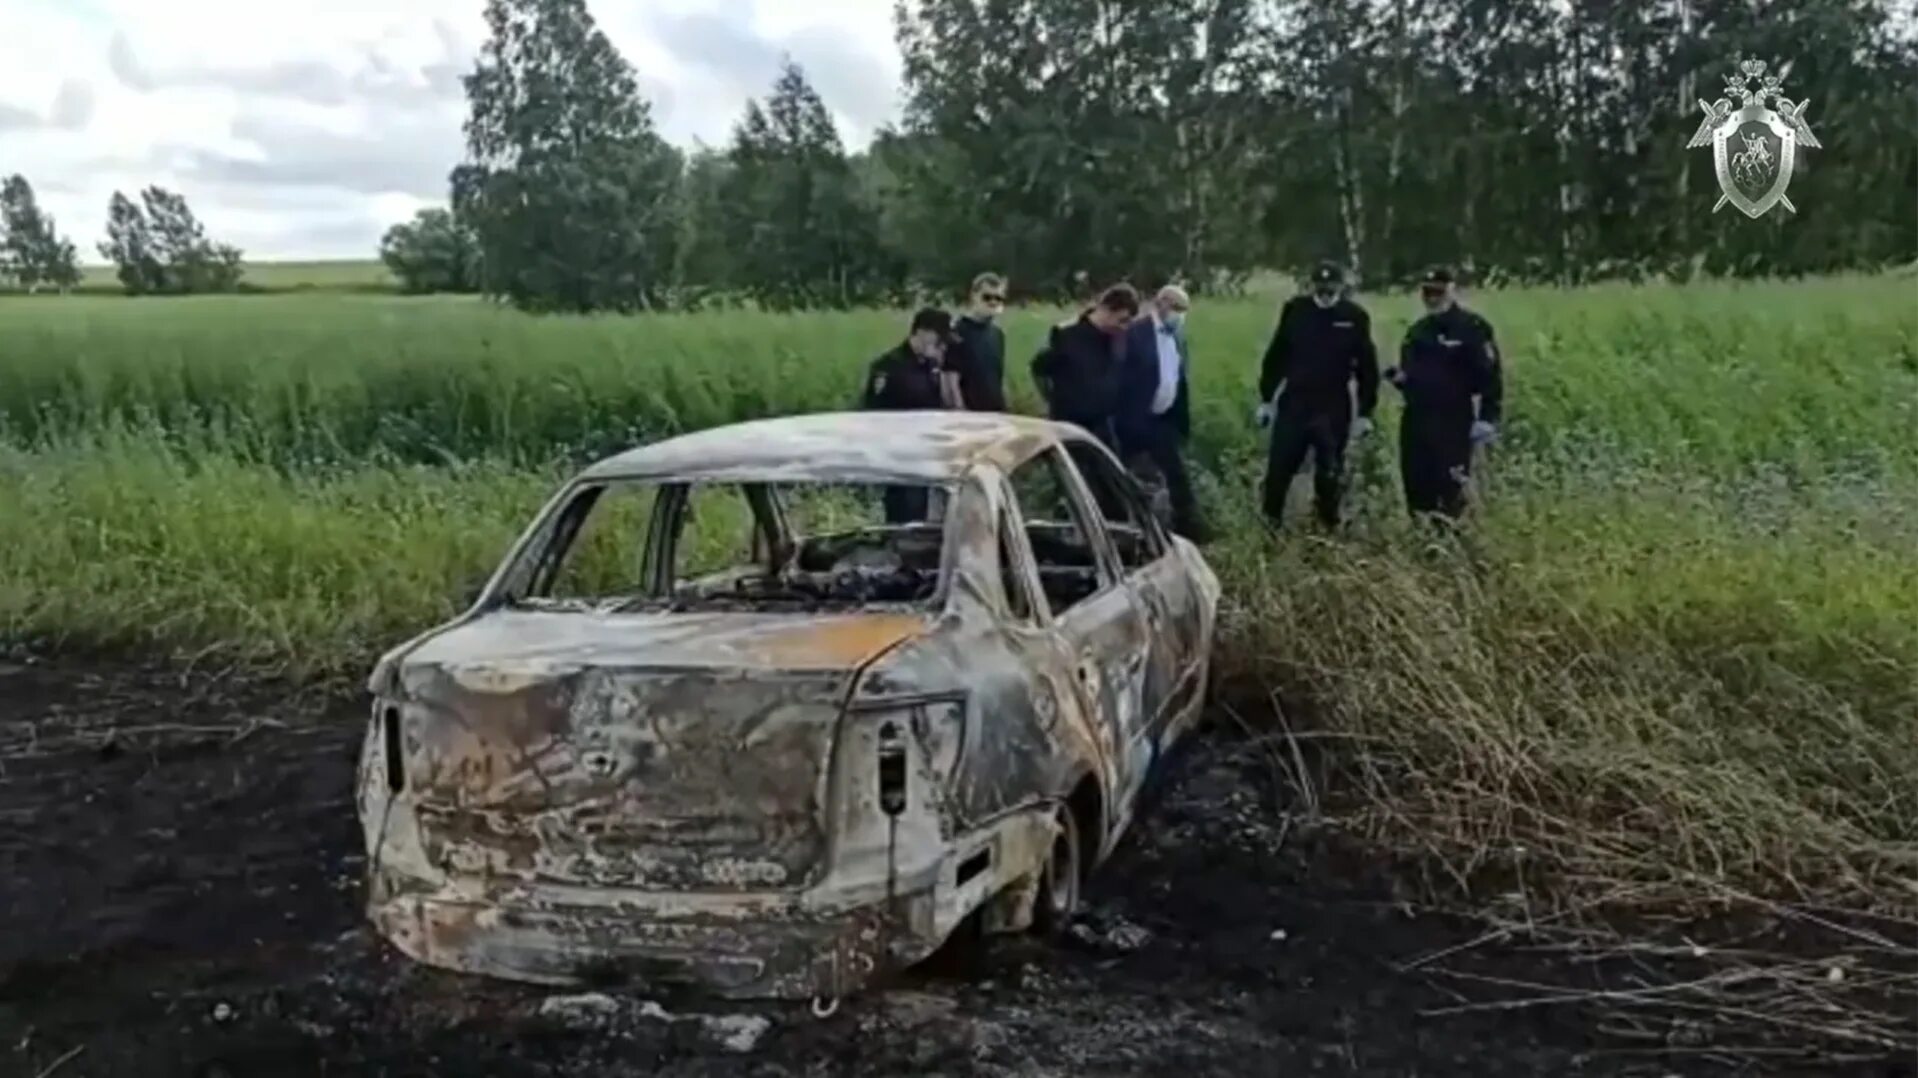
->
[1002, 446, 1154, 843]
[1058, 442, 1202, 752]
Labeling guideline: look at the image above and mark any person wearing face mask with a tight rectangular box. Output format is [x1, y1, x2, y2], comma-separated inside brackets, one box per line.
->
[948, 273, 1010, 412]
[862, 307, 959, 521]
[1115, 285, 1206, 541]
[1031, 283, 1140, 452]
[1386, 265, 1504, 521]
[1254, 260, 1381, 530]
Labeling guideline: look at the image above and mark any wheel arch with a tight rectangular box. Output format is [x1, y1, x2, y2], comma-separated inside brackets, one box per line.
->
[1064, 771, 1106, 878]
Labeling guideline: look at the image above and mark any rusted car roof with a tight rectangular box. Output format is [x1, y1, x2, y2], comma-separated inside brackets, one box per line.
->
[579, 411, 1077, 484]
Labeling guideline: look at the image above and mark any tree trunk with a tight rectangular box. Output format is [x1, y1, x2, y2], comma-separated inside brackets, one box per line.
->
[1555, 17, 1575, 284]
[1460, 109, 1478, 268]
[1675, 0, 1694, 267]
[1333, 94, 1365, 280]
[1381, 0, 1409, 283]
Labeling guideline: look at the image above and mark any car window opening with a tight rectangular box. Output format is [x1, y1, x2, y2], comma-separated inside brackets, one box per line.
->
[1061, 442, 1167, 571]
[519, 478, 952, 614]
[1005, 449, 1114, 615]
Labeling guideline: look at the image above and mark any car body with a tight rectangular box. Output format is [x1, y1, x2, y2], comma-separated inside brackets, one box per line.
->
[357, 411, 1220, 1001]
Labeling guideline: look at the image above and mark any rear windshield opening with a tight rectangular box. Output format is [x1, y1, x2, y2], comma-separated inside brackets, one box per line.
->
[517, 479, 953, 614]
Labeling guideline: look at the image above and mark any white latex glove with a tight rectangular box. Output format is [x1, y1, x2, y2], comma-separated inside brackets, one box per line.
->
[1352, 417, 1374, 439]
[1254, 403, 1275, 428]
[1470, 421, 1499, 446]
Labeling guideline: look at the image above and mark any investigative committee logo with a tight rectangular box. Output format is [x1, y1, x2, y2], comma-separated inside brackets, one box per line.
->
[1686, 57, 1821, 219]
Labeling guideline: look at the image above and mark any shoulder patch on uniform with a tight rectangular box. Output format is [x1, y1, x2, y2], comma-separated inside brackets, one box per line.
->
[872, 374, 887, 393]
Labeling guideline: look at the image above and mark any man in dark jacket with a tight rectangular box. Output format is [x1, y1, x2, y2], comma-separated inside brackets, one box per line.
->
[1117, 285, 1206, 542]
[1387, 266, 1504, 520]
[862, 307, 956, 522]
[948, 273, 1009, 412]
[1031, 283, 1139, 451]
[1256, 261, 1381, 529]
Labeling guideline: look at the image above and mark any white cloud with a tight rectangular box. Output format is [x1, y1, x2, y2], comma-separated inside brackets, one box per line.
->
[0, 0, 902, 261]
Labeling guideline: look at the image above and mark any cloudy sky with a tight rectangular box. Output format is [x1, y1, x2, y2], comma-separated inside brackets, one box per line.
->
[0, 0, 903, 261]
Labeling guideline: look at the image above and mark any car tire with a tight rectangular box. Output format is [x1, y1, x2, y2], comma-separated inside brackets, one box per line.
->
[1031, 803, 1081, 938]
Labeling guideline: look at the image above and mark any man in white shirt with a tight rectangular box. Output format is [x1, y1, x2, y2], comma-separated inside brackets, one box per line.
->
[1117, 285, 1207, 542]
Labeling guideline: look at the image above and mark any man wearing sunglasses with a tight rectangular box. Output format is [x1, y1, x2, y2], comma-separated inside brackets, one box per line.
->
[1385, 266, 1504, 521]
[948, 272, 1010, 412]
[1255, 260, 1381, 530]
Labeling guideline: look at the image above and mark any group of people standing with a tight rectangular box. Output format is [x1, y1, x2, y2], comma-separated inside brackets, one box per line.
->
[860, 263, 1504, 541]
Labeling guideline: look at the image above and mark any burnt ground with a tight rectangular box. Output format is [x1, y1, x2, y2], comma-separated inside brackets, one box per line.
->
[1, 658, 1912, 1078]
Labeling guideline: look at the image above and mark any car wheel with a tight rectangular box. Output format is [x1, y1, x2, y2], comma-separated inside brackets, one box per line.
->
[1032, 803, 1081, 937]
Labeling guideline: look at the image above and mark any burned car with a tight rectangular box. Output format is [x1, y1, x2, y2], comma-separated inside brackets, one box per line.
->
[358, 411, 1220, 1001]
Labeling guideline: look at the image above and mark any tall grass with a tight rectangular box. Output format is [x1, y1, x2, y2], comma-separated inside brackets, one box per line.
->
[2, 275, 1915, 909]
[3, 276, 1912, 478]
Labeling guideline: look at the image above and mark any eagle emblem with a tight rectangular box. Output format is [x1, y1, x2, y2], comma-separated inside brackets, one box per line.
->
[1687, 56, 1820, 219]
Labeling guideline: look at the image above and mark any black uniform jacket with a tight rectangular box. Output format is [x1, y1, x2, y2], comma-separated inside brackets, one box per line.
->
[1395, 306, 1504, 430]
[861, 343, 947, 411]
[1258, 294, 1381, 418]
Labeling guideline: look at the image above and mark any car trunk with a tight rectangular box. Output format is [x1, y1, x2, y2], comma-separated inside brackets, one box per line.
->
[387, 609, 925, 893]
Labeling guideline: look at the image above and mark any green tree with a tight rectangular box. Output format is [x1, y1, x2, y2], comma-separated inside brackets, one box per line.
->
[379, 208, 481, 294]
[720, 61, 897, 309]
[1, 175, 81, 292]
[669, 146, 737, 308]
[890, 0, 1273, 297]
[97, 187, 243, 295]
[140, 186, 243, 293]
[99, 191, 163, 295]
[454, 0, 683, 313]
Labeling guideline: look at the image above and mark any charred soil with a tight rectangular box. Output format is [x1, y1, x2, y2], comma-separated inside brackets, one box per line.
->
[2, 659, 1910, 1077]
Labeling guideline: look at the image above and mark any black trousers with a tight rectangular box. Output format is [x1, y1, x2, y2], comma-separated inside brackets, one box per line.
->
[882, 485, 929, 525]
[1051, 409, 1119, 453]
[1262, 407, 1351, 528]
[1053, 409, 1131, 520]
[1122, 418, 1204, 541]
[1399, 413, 1473, 519]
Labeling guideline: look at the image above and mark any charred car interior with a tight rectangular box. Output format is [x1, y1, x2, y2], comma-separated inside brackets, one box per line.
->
[357, 412, 1220, 1004]
[515, 478, 955, 613]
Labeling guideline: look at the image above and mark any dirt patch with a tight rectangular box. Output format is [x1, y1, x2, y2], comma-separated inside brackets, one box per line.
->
[1, 658, 1909, 1077]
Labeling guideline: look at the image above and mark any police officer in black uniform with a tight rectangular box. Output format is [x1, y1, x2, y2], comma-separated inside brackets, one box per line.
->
[1387, 266, 1504, 520]
[861, 307, 956, 522]
[1256, 261, 1381, 529]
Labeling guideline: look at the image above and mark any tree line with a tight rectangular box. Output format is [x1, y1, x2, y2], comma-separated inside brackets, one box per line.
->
[0, 176, 247, 296]
[395, 0, 1915, 311]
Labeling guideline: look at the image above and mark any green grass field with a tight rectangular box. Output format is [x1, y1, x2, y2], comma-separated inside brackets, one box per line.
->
[69, 259, 395, 295]
[2, 275, 1914, 911]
